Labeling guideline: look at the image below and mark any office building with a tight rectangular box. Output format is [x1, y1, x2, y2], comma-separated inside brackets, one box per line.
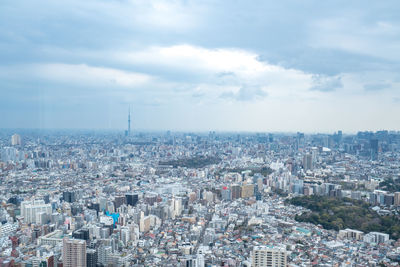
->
[126, 193, 138, 206]
[370, 139, 379, 161]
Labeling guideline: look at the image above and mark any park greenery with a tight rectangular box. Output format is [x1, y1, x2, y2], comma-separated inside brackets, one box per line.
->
[218, 166, 274, 177]
[288, 195, 400, 239]
[379, 178, 400, 192]
[159, 156, 221, 169]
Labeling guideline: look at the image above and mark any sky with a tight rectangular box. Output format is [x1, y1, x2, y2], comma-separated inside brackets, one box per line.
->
[1, 0, 400, 133]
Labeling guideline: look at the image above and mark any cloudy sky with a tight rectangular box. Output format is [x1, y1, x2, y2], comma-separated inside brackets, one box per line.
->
[1, 0, 400, 133]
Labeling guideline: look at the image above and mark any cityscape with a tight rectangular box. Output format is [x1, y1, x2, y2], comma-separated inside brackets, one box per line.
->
[1, 126, 400, 266]
[2, 0, 400, 266]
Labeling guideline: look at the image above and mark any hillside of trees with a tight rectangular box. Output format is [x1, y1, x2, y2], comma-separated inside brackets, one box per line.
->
[288, 195, 400, 239]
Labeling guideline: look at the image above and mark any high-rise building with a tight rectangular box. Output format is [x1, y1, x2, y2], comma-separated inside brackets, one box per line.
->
[221, 187, 231, 201]
[114, 195, 126, 209]
[63, 191, 76, 203]
[231, 184, 241, 200]
[0, 147, 18, 162]
[63, 238, 86, 267]
[303, 153, 313, 171]
[173, 197, 183, 217]
[139, 214, 151, 232]
[394, 192, 400, 206]
[251, 246, 287, 267]
[11, 134, 21, 146]
[86, 248, 97, 267]
[98, 245, 112, 266]
[144, 193, 158, 206]
[296, 132, 305, 151]
[370, 139, 379, 161]
[126, 193, 138, 206]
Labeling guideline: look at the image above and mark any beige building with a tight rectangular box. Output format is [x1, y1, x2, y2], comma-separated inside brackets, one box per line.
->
[252, 246, 287, 267]
[394, 192, 400, 206]
[139, 212, 151, 232]
[241, 184, 255, 198]
[63, 238, 86, 267]
[338, 228, 364, 240]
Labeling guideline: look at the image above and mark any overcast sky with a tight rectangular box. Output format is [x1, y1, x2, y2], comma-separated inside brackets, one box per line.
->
[1, 0, 400, 133]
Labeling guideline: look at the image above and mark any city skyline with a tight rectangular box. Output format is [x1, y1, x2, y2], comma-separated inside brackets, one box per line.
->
[2, 1, 400, 266]
[1, 1, 400, 132]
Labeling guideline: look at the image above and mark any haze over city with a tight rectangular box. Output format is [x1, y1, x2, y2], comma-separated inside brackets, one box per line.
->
[1, 0, 400, 132]
[4, 2, 400, 267]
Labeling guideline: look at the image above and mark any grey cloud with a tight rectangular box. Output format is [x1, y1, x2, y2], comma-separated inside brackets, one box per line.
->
[364, 82, 391, 91]
[310, 75, 343, 92]
[220, 86, 267, 102]
[216, 72, 236, 78]
[1, 0, 400, 131]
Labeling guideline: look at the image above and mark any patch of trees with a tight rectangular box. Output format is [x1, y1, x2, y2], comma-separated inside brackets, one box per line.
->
[217, 166, 273, 177]
[379, 178, 400, 192]
[289, 195, 400, 239]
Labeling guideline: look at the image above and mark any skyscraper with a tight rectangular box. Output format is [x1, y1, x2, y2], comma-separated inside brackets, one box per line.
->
[11, 134, 21, 146]
[63, 238, 86, 267]
[370, 139, 379, 161]
[303, 153, 313, 171]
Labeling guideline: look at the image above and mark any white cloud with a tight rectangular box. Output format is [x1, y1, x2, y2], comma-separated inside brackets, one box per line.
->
[31, 63, 152, 87]
[113, 44, 314, 99]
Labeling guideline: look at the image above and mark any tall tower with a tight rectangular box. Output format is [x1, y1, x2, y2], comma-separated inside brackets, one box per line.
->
[125, 107, 131, 137]
[128, 106, 131, 136]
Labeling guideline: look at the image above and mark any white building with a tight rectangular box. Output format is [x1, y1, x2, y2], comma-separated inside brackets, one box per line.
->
[21, 200, 52, 224]
[363, 232, 390, 244]
[0, 223, 17, 238]
[11, 134, 21, 146]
